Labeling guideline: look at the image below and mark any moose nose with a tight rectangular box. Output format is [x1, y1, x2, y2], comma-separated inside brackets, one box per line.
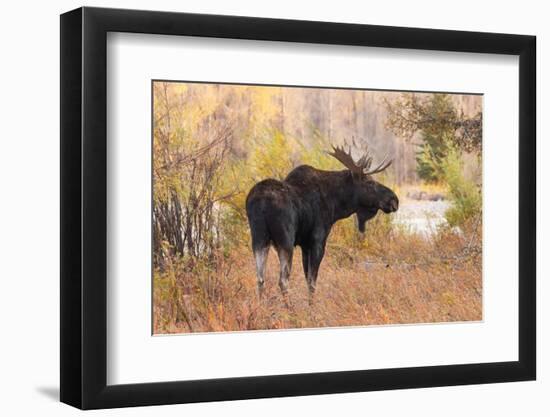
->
[389, 197, 399, 212]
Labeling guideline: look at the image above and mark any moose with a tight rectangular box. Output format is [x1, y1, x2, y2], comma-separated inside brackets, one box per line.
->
[245, 142, 399, 301]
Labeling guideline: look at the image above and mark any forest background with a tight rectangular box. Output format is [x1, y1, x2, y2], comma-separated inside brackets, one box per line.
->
[152, 81, 483, 334]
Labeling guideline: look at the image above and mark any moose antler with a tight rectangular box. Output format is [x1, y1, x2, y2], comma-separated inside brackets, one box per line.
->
[327, 140, 392, 176]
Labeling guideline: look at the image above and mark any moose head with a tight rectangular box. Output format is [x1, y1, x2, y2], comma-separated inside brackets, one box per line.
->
[327, 142, 399, 232]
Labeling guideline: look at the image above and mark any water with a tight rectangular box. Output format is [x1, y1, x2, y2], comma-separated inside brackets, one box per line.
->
[392, 199, 451, 236]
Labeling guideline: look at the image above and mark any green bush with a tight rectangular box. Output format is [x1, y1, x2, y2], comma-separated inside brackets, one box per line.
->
[416, 135, 444, 183]
[440, 141, 481, 227]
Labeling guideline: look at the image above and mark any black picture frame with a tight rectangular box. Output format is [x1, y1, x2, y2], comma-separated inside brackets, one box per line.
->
[60, 6, 536, 410]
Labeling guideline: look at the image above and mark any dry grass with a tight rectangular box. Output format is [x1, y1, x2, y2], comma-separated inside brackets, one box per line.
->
[153, 220, 482, 334]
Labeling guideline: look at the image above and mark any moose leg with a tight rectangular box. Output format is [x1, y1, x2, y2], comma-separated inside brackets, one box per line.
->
[306, 241, 326, 304]
[276, 246, 293, 296]
[254, 246, 269, 298]
[301, 246, 309, 281]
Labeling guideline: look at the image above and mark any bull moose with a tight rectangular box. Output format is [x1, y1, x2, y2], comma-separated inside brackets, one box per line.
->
[245, 143, 399, 301]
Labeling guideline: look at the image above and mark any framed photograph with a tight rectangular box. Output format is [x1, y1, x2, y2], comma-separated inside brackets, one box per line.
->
[60, 6, 536, 409]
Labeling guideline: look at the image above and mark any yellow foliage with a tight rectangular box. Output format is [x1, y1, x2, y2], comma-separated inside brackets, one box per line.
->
[249, 131, 294, 180]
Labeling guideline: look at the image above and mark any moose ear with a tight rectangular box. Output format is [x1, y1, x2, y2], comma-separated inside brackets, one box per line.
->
[351, 171, 372, 183]
[351, 171, 361, 182]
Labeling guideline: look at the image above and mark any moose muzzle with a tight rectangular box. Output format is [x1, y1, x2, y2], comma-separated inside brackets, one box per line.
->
[382, 196, 399, 213]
